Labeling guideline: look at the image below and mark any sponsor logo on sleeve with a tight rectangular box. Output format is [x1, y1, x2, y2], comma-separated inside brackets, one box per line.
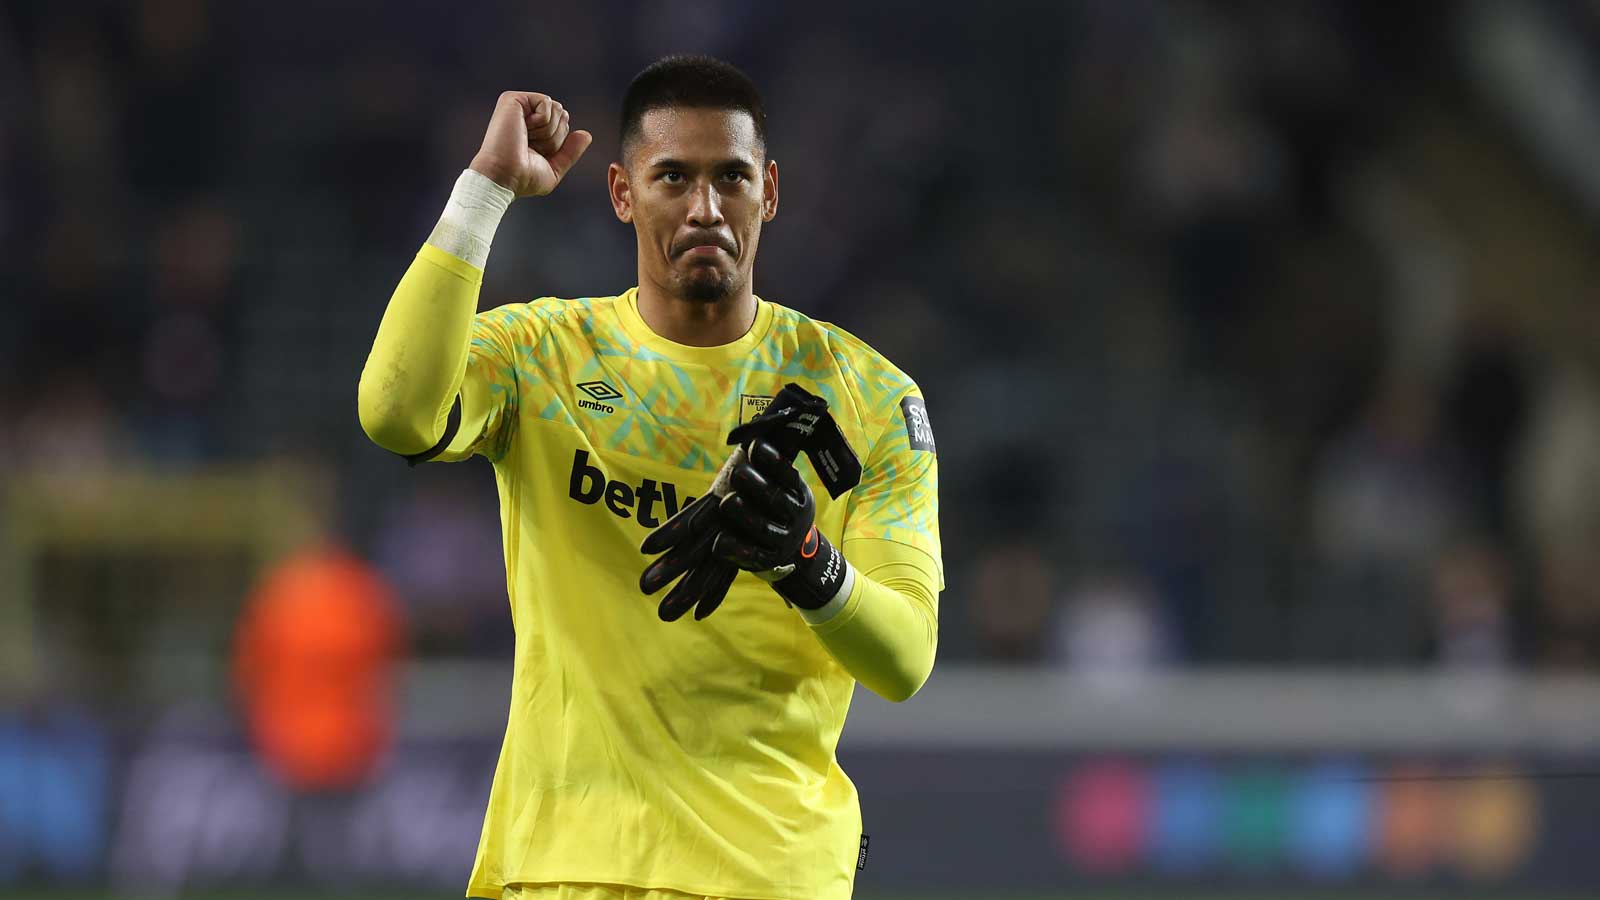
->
[901, 396, 935, 453]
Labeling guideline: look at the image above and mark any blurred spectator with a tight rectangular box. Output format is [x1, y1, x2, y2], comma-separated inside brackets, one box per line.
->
[233, 546, 405, 791]
[1531, 544, 1600, 669]
[1514, 357, 1600, 562]
[1300, 373, 1473, 661]
[1425, 539, 1513, 669]
[1110, 395, 1255, 662]
[1442, 312, 1530, 543]
[1423, 538, 1520, 720]
[13, 370, 125, 475]
[137, 195, 240, 460]
[1139, 14, 1288, 377]
[122, 0, 238, 194]
[1514, 356, 1600, 667]
[372, 477, 512, 656]
[968, 541, 1057, 662]
[32, 10, 122, 192]
[1050, 568, 1173, 692]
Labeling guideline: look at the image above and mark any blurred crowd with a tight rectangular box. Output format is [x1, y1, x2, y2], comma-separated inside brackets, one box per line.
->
[7, 0, 1600, 698]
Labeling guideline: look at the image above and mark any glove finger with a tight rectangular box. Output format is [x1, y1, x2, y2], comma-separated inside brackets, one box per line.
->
[640, 505, 694, 557]
[717, 493, 795, 549]
[657, 561, 709, 620]
[748, 443, 811, 516]
[640, 541, 700, 596]
[640, 493, 718, 555]
[729, 462, 796, 519]
[747, 439, 804, 488]
[656, 573, 696, 621]
[711, 527, 784, 571]
[640, 523, 716, 595]
[692, 562, 741, 620]
[739, 462, 811, 529]
[658, 557, 732, 622]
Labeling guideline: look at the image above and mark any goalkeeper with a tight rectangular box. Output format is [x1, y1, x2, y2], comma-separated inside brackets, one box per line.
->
[358, 55, 940, 900]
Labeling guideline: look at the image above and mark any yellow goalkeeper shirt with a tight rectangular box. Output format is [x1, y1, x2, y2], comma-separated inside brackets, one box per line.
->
[358, 245, 942, 900]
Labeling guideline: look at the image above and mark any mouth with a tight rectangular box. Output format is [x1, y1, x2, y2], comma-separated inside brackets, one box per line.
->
[674, 235, 736, 259]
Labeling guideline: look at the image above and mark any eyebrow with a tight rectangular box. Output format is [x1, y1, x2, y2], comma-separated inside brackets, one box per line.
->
[649, 157, 757, 171]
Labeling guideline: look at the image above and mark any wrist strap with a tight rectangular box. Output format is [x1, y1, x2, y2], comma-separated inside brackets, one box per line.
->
[772, 527, 851, 611]
[426, 169, 515, 268]
[795, 561, 854, 625]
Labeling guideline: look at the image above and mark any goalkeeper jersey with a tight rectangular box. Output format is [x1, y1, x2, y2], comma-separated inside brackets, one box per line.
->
[375, 246, 941, 900]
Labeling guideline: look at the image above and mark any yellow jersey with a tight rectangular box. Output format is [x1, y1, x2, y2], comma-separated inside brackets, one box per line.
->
[360, 244, 941, 900]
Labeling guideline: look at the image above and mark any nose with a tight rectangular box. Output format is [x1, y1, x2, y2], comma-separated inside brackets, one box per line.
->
[686, 181, 723, 228]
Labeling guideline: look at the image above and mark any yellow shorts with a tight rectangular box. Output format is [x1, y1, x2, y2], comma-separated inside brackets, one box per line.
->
[501, 883, 732, 900]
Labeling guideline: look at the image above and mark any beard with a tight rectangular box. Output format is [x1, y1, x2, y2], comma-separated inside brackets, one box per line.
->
[678, 264, 737, 303]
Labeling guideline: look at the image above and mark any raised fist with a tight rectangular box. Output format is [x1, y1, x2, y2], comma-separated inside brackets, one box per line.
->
[469, 92, 593, 197]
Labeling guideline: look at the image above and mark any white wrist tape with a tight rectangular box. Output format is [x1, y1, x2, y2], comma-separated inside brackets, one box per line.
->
[797, 561, 855, 625]
[426, 169, 515, 268]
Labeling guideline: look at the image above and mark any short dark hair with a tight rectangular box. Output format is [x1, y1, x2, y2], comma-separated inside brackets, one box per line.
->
[620, 55, 768, 161]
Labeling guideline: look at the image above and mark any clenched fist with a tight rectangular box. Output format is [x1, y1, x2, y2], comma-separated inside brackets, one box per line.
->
[470, 92, 593, 197]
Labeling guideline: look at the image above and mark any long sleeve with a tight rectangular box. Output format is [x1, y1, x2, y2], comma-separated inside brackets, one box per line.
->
[359, 169, 519, 464]
[357, 244, 484, 457]
[804, 386, 943, 702]
[806, 537, 940, 702]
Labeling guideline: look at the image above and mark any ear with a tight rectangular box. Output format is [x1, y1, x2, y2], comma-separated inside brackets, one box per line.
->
[608, 162, 633, 223]
[762, 158, 779, 222]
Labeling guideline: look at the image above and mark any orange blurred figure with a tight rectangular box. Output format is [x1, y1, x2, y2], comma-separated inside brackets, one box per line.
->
[233, 546, 405, 791]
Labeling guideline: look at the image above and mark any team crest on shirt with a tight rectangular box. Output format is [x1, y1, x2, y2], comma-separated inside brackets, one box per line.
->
[739, 394, 772, 426]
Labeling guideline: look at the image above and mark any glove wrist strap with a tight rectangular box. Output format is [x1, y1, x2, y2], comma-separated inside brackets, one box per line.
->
[795, 561, 854, 625]
[772, 527, 849, 610]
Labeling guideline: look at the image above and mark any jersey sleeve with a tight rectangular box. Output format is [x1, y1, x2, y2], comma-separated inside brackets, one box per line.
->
[431, 305, 530, 463]
[842, 388, 944, 590]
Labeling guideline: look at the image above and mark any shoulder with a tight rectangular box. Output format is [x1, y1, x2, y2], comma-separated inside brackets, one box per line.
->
[476, 294, 623, 336]
[767, 302, 919, 398]
[764, 302, 923, 449]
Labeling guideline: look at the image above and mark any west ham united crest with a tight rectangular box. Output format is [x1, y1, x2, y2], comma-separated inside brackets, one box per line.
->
[739, 394, 772, 426]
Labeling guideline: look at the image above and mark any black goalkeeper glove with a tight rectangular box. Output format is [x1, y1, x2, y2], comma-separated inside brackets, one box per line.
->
[637, 464, 743, 622]
[639, 383, 860, 621]
[709, 436, 849, 610]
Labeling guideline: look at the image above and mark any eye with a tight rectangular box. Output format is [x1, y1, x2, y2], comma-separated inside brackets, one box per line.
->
[660, 172, 684, 184]
[722, 171, 749, 184]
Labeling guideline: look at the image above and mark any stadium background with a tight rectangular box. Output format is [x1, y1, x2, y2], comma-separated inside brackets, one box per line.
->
[3, 0, 1600, 897]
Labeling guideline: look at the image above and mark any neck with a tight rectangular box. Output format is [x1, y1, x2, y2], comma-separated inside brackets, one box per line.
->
[635, 273, 757, 347]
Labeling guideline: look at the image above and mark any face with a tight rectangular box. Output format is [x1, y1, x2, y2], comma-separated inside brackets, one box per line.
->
[609, 107, 778, 303]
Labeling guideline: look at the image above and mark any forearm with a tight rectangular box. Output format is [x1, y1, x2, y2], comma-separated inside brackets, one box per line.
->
[801, 540, 940, 703]
[357, 170, 512, 454]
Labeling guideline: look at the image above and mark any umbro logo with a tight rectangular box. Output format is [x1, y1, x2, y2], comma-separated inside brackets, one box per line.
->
[577, 380, 623, 414]
[578, 381, 624, 402]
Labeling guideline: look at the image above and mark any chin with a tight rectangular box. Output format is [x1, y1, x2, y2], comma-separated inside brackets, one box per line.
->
[679, 268, 737, 303]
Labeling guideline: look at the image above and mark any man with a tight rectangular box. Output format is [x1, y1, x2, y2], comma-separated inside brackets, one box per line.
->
[358, 56, 940, 900]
